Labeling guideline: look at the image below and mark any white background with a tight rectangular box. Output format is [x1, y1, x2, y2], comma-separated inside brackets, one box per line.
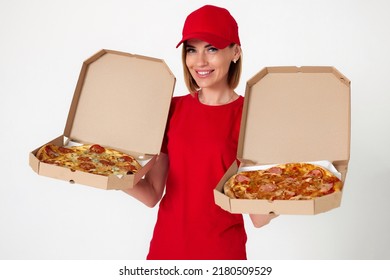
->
[1, 0, 389, 260]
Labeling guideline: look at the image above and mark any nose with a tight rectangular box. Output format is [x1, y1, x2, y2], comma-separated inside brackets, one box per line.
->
[195, 52, 208, 66]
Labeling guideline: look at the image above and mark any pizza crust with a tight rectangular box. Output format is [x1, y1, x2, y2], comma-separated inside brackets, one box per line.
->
[223, 175, 239, 199]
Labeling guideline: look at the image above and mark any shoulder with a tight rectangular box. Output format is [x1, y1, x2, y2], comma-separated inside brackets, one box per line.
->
[229, 95, 245, 111]
[165, 93, 196, 119]
[171, 93, 196, 108]
[172, 93, 195, 102]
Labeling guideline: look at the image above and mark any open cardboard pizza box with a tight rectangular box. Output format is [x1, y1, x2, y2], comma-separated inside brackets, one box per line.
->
[29, 49, 175, 190]
[214, 66, 351, 215]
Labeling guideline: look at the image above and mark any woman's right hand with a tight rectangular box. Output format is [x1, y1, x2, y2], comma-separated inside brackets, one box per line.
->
[122, 152, 169, 207]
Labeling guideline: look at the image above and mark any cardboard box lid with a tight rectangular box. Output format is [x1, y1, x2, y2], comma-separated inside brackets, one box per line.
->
[239, 66, 350, 165]
[64, 50, 175, 155]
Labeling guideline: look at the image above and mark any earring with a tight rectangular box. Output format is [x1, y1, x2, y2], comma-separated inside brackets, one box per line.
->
[233, 59, 237, 64]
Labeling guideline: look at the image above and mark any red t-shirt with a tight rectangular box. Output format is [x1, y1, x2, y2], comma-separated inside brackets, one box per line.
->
[147, 93, 247, 260]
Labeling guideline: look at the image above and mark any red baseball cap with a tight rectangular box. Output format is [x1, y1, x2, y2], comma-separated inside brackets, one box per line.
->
[176, 5, 241, 49]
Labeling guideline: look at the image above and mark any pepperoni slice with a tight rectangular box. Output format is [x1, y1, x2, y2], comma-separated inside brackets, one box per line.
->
[123, 164, 136, 171]
[58, 147, 73, 154]
[259, 183, 277, 192]
[235, 174, 250, 184]
[78, 162, 96, 171]
[45, 145, 58, 158]
[320, 182, 334, 193]
[323, 176, 339, 184]
[99, 159, 114, 166]
[267, 166, 283, 175]
[78, 156, 92, 162]
[89, 144, 105, 154]
[120, 156, 134, 162]
[307, 169, 323, 178]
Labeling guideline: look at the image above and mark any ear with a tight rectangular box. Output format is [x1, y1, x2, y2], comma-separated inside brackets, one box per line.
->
[232, 44, 242, 62]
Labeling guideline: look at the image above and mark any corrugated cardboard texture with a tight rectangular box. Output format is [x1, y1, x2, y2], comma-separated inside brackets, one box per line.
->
[65, 50, 175, 155]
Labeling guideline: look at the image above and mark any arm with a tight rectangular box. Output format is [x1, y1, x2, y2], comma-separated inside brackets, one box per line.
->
[122, 152, 169, 208]
[249, 213, 279, 228]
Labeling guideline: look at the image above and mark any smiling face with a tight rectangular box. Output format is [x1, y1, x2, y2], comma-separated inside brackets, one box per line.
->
[184, 39, 240, 91]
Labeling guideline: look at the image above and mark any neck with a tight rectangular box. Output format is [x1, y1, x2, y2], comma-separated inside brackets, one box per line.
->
[198, 88, 238, 106]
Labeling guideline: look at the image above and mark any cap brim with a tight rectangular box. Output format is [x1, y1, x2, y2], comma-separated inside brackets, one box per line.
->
[176, 33, 231, 49]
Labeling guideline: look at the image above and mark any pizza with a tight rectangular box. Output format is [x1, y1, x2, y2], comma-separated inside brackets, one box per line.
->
[224, 163, 343, 200]
[36, 143, 142, 176]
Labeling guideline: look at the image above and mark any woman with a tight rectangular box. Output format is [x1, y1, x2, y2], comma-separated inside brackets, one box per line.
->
[124, 5, 277, 260]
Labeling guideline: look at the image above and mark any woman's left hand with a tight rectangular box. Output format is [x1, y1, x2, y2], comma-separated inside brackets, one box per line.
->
[249, 213, 279, 228]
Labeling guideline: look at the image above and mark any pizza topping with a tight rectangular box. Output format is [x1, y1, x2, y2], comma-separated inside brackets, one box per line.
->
[123, 164, 138, 174]
[58, 147, 73, 153]
[259, 183, 277, 192]
[89, 144, 106, 154]
[320, 182, 334, 193]
[45, 145, 58, 158]
[78, 156, 92, 162]
[284, 190, 296, 197]
[78, 162, 96, 171]
[267, 166, 283, 175]
[245, 186, 258, 194]
[307, 169, 323, 178]
[224, 163, 343, 201]
[235, 174, 251, 184]
[120, 156, 134, 162]
[99, 159, 115, 166]
[36, 143, 142, 177]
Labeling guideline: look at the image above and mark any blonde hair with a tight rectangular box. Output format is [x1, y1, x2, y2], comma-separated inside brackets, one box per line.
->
[181, 43, 242, 93]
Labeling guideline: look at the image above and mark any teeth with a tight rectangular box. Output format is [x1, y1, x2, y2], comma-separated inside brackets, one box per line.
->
[198, 71, 211, 75]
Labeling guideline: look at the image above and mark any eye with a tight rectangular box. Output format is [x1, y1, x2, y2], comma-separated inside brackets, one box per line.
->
[207, 47, 218, 53]
[186, 47, 196, 54]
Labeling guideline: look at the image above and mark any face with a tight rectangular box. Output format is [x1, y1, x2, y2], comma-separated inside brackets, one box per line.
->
[185, 39, 240, 91]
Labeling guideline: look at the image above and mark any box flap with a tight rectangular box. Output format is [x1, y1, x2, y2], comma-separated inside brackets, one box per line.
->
[239, 66, 350, 165]
[64, 49, 175, 155]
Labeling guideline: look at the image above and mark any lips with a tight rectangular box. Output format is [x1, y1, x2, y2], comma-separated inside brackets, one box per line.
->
[196, 70, 214, 77]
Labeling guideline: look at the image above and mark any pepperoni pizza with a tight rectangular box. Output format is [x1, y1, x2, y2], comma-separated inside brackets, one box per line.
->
[224, 163, 343, 201]
[36, 143, 141, 176]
